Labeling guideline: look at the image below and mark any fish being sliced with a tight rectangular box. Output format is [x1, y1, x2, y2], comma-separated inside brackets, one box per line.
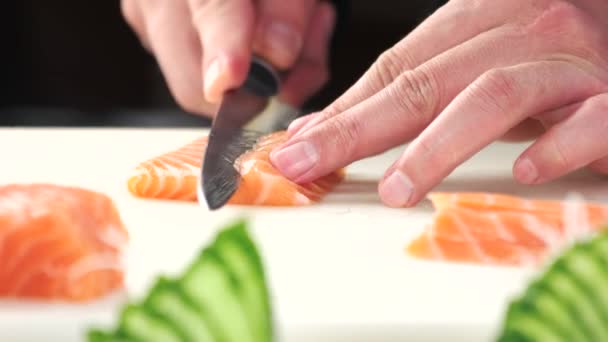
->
[127, 131, 345, 206]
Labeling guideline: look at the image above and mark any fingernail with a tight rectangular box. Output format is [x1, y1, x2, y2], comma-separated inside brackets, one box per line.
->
[515, 157, 538, 184]
[379, 171, 414, 207]
[265, 21, 302, 66]
[204, 58, 223, 102]
[270, 141, 318, 180]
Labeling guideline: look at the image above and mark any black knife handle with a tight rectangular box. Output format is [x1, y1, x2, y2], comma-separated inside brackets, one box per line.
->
[242, 56, 281, 98]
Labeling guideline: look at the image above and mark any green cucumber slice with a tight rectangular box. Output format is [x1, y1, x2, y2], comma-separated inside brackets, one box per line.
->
[143, 277, 216, 341]
[85, 217, 273, 342]
[497, 230, 608, 341]
[86, 330, 132, 342]
[213, 219, 273, 341]
[118, 304, 182, 342]
[180, 247, 255, 342]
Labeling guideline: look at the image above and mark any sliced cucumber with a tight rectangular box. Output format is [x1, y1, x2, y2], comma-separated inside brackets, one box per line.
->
[180, 247, 255, 342]
[86, 330, 132, 342]
[143, 277, 216, 341]
[86, 217, 273, 342]
[497, 230, 608, 341]
[500, 280, 590, 342]
[213, 220, 273, 341]
[118, 304, 183, 342]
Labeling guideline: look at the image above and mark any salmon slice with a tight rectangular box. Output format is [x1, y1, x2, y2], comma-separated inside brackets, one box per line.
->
[0, 184, 128, 301]
[127, 131, 346, 205]
[429, 192, 608, 220]
[406, 192, 608, 267]
[406, 231, 545, 266]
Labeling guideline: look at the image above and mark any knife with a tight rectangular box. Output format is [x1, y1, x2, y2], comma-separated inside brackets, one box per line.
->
[198, 56, 300, 210]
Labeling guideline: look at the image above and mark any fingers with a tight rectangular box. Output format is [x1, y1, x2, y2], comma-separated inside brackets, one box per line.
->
[121, 0, 150, 51]
[271, 23, 537, 183]
[287, 112, 319, 135]
[188, 0, 255, 103]
[513, 93, 608, 184]
[253, 0, 316, 70]
[279, 1, 335, 107]
[288, 0, 517, 136]
[378, 61, 605, 207]
[137, 0, 216, 115]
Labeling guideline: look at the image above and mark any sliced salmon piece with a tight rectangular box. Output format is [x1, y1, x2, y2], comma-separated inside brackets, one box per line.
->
[0, 184, 128, 301]
[406, 192, 608, 267]
[127, 131, 345, 205]
[429, 192, 608, 220]
[406, 230, 545, 266]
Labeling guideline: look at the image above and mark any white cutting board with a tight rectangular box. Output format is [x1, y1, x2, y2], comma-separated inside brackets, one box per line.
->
[0, 127, 607, 342]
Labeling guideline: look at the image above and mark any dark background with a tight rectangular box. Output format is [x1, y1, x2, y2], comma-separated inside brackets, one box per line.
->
[0, 0, 446, 127]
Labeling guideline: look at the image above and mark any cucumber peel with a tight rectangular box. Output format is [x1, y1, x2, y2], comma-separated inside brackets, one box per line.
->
[497, 228, 608, 341]
[86, 218, 273, 342]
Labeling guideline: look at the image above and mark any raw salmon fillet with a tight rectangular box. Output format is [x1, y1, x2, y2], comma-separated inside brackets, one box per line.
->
[406, 192, 608, 267]
[127, 131, 345, 205]
[0, 184, 128, 301]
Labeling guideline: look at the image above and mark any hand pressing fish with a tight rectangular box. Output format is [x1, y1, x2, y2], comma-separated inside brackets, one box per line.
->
[127, 131, 345, 206]
[0, 184, 128, 301]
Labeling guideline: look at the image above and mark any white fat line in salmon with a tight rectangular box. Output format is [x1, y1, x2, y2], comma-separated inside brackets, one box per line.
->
[97, 224, 129, 251]
[521, 213, 561, 251]
[2, 231, 65, 289]
[426, 229, 444, 260]
[489, 212, 517, 243]
[562, 192, 594, 246]
[450, 211, 492, 263]
[67, 252, 124, 283]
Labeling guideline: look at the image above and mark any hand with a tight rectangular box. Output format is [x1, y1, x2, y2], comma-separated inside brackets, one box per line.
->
[121, 0, 335, 116]
[270, 0, 608, 208]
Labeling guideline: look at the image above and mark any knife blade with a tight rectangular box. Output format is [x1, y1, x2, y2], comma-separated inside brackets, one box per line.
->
[198, 57, 300, 210]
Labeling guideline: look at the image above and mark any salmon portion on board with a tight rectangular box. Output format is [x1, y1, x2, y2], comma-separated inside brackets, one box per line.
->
[0, 184, 128, 301]
[406, 192, 608, 267]
[127, 131, 345, 206]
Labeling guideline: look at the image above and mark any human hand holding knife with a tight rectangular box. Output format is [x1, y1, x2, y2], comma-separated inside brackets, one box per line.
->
[120, 0, 338, 209]
[121, 0, 336, 118]
[198, 56, 301, 210]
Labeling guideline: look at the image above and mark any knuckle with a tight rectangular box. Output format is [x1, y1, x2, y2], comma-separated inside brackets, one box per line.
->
[390, 69, 438, 123]
[374, 49, 406, 88]
[327, 116, 361, 160]
[472, 68, 521, 116]
[480, 69, 517, 98]
[411, 137, 453, 174]
[520, 1, 607, 66]
[524, 1, 587, 37]
[323, 97, 348, 117]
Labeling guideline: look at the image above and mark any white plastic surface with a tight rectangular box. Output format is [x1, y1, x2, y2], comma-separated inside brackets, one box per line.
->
[0, 128, 607, 342]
